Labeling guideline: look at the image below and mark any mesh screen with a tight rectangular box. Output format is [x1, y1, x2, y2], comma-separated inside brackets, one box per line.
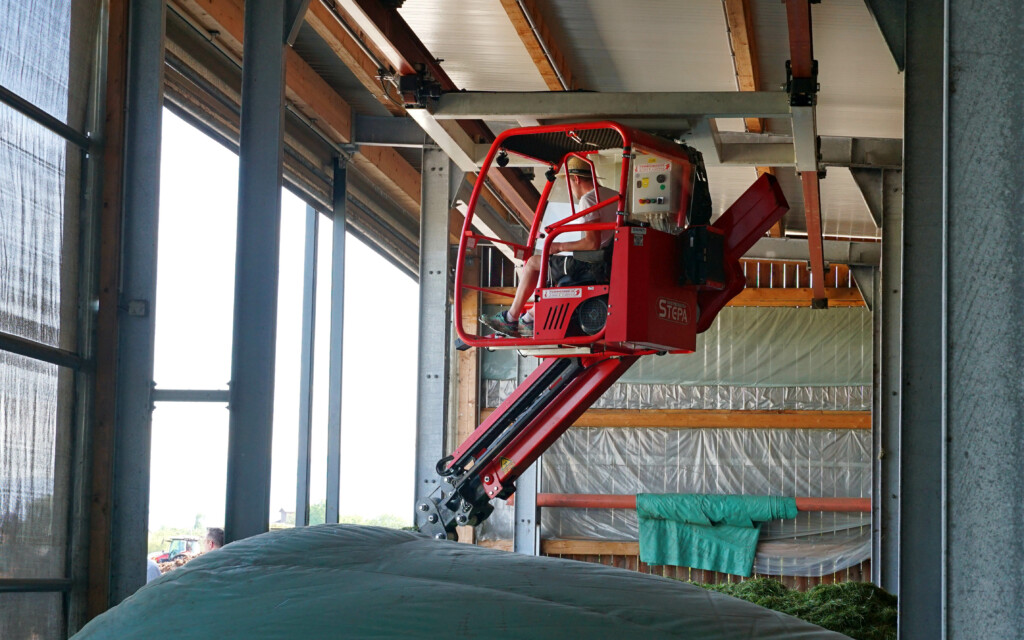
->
[0, 351, 68, 579]
[0, 592, 65, 640]
[0, 106, 67, 347]
[1, 1, 101, 632]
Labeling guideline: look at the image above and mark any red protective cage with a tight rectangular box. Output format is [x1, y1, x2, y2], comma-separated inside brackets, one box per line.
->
[453, 121, 786, 357]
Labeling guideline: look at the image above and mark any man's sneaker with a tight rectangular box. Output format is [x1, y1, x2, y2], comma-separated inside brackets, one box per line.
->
[518, 315, 534, 337]
[480, 310, 519, 336]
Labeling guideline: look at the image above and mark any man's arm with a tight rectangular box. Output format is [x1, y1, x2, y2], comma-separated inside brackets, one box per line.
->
[550, 229, 602, 254]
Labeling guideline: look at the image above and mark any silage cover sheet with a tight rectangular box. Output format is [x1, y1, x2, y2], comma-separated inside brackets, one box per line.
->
[637, 494, 798, 576]
[73, 525, 846, 639]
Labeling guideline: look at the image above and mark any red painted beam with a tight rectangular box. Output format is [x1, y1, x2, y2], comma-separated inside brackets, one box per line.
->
[784, 1, 827, 305]
[535, 493, 870, 513]
[800, 171, 829, 302]
[784, 0, 814, 76]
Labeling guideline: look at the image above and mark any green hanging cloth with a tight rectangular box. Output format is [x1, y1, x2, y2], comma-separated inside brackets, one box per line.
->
[637, 494, 797, 577]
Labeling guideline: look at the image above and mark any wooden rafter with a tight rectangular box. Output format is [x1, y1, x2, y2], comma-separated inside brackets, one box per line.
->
[90, 0, 130, 618]
[330, 0, 542, 227]
[305, 0, 405, 115]
[499, 0, 576, 91]
[723, 0, 784, 237]
[479, 286, 863, 308]
[172, 0, 420, 219]
[478, 408, 871, 430]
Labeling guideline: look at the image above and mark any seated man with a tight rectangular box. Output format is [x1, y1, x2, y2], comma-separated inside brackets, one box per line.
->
[483, 156, 619, 336]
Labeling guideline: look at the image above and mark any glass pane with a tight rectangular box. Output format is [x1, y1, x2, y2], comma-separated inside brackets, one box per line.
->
[338, 234, 417, 526]
[0, 351, 68, 579]
[0, 592, 63, 640]
[148, 402, 228, 534]
[153, 110, 238, 389]
[269, 192, 308, 525]
[0, 105, 67, 348]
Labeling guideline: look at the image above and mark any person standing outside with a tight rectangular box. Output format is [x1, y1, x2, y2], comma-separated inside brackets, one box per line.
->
[205, 526, 224, 552]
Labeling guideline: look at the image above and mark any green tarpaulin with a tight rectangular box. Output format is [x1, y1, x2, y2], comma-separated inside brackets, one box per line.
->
[637, 494, 798, 577]
[73, 525, 847, 639]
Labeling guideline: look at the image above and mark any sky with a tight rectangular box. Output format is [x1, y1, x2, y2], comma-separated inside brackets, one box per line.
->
[148, 111, 418, 530]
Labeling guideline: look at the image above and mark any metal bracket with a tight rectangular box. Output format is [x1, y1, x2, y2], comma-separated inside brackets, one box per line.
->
[398, 72, 441, 109]
[785, 59, 819, 107]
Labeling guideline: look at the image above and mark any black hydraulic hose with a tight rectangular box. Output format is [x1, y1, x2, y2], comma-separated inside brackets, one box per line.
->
[467, 358, 584, 478]
[446, 357, 581, 475]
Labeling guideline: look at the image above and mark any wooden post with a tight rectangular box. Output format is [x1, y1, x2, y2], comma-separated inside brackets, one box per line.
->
[454, 246, 480, 543]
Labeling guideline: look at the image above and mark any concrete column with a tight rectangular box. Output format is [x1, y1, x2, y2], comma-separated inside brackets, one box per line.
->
[945, 0, 1024, 635]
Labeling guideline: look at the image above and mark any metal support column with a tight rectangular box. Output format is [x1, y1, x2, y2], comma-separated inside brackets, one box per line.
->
[900, 0, 946, 636]
[945, 0, 1024, 635]
[294, 206, 319, 527]
[325, 160, 346, 524]
[414, 148, 453, 509]
[877, 169, 902, 593]
[852, 168, 902, 594]
[108, 0, 164, 605]
[513, 356, 540, 555]
[225, 0, 287, 543]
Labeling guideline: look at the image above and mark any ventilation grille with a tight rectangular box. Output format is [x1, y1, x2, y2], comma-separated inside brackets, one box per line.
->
[542, 303, 572, 332]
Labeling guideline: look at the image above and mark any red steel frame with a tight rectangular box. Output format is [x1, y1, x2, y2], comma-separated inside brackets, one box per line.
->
[454, 121, 783, 352]
[473, 356, 638, 501]
[454, 121, 691, 351]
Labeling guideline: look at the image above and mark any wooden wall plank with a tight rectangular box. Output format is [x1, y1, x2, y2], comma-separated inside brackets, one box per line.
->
[479, 408, 870, 430]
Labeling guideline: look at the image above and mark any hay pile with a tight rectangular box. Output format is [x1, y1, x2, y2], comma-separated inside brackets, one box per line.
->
[693, 578, 897, 640]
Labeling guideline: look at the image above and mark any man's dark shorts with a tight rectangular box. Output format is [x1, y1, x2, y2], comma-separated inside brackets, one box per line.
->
[547, 249, 612, 286]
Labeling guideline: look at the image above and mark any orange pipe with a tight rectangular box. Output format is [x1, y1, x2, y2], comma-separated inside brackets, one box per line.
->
[535, 493, 870, 513]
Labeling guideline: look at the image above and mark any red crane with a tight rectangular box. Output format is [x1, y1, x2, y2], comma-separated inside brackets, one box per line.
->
[417, 122, 788, 540]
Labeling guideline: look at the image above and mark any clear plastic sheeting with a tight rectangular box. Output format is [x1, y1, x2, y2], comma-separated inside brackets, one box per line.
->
[486, 380, 871, 411]
[478, 427, 870, 576]
[481, 307, 872, 386]
[73, 525, 848, 639]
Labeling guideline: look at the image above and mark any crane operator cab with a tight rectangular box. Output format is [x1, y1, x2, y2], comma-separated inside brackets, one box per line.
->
[454, 121, 787, 360]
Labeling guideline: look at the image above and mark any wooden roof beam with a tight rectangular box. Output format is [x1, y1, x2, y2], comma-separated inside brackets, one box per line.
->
[305, 0, 405, 115]
[479, 286, 862, 308]
[332, 0, 541, 226]
[479, 408, 871, 430]
[173, 0, 420, 216]
[499, 0, 576, 91]
[723, 0, 784, 237]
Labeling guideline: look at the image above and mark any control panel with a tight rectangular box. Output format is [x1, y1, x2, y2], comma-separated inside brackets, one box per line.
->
[627, 151, 681, 216]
